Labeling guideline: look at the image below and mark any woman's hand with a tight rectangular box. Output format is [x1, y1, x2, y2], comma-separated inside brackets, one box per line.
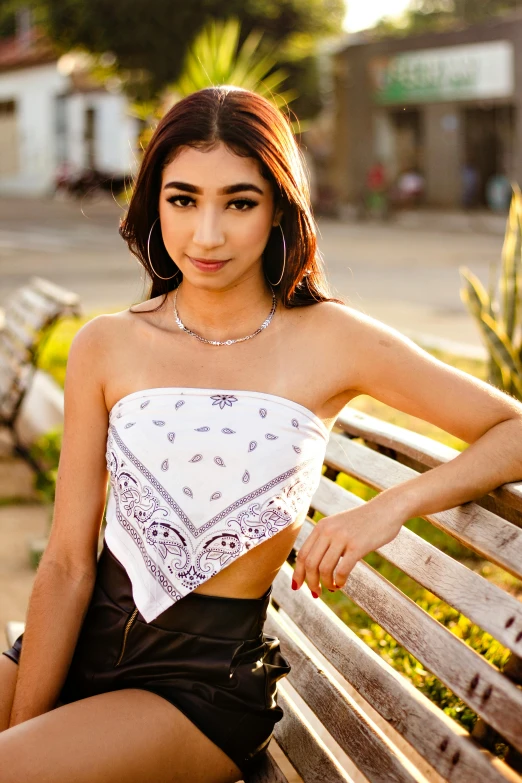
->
[291, 498, 407, 597]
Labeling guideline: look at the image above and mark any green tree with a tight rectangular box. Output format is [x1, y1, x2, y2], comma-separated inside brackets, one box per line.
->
[170, 18, 296, 107]
[135, 18, 303, 148]
[3, 0, 344, 115]
[375, 0, 520, 36]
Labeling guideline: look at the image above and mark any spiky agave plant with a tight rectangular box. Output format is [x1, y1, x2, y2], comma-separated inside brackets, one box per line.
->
[459, 184, 522, 400]
[170, 17, 297, 109]
[132, 16, 302, 149]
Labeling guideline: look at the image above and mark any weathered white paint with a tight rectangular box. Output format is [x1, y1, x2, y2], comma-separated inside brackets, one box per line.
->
[66, 90, 140, 174]
[0, 62, 139, 196]
[0, 63, 67, 196]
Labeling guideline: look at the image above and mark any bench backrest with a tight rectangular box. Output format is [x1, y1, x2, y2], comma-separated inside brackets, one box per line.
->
[250, 408, 522, 783]
[0, 276, 81, 425]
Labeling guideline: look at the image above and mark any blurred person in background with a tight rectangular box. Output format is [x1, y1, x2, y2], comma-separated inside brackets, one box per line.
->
[391, 166, 425, 208]
[364, 158, 389, 220]
[461, 159, 480, 210]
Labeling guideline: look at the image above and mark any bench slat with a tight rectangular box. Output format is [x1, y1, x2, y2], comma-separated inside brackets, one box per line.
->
[314, 551, 522, 752]
[3, 313, 35, 351]
[273, 687, 354, 783]
[272, 565, 520, 783]
[312, 478, 522, 655]
[5, 298, 50, 335]
[31, 276, 81, 309]
[0, 278, 81, 426]
[325, 434, 522, 580]
[337, 409, 458, 467]
[0, 331, 31, 365]
[336, 409, 522, 522]
[243, 748, 290, 783]
[265, 607, 420, 783]
[17, 286, 60, 321]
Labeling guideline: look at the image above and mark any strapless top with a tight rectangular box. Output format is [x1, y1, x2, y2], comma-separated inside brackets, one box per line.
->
[104, 387, 329, 622]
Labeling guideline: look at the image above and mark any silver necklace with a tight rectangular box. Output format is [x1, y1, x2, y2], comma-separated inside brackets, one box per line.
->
[173, 286, 277, 346]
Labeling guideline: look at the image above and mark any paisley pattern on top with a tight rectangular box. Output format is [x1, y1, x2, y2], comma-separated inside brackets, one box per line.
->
[104, 387, 329, 623]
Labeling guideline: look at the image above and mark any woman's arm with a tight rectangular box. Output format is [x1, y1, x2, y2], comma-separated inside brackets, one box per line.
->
[293, 305, 522, 595]
[8, 315, 113, 727]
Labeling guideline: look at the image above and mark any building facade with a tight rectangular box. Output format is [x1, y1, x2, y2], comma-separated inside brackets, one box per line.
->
[331, 13, 522, 209]
[0, 30, 140, 197]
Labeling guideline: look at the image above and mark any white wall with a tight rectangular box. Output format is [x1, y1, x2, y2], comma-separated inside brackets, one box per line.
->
[0, 64, 140, 196]
[94, 93, 140, 174]
[66, 91, 140, 175]
[65, 92, 85, 172]
[0, 63, 68, 196]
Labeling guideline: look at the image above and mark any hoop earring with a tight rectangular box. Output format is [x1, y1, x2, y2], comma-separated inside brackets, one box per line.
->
[147, 216, 180, 281]
[265, 223, 286, 286]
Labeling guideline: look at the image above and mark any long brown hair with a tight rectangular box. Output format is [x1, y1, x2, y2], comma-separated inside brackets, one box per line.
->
[119, 85, 345, 310]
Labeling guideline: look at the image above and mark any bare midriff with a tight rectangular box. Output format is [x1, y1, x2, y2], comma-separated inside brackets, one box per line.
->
[191, 512, 305, 599]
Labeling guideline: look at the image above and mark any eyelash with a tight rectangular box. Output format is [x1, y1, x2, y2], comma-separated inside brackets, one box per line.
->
[166, 195, 258, 211]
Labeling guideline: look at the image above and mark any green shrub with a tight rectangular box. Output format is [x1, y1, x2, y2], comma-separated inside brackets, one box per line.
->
[460, 184, 522, 400]
[37, 317, 87, 387]
[28, 427, 63, 508]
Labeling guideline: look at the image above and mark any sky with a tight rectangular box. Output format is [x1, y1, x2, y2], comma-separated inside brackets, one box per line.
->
[343, 0, 412, 32]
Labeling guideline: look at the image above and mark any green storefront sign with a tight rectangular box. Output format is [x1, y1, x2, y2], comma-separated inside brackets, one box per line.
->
[370, 41, 513, 105]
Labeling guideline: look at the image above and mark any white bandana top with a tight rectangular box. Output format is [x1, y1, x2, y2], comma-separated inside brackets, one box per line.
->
[104, 387, 329, 622]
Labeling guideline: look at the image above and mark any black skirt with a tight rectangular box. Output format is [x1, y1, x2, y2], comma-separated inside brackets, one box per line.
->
[2, 543, 291, 776]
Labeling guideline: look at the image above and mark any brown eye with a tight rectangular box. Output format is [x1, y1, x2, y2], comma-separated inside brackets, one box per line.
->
[229, 199, 257, 211]
[167, 195, 194, 207]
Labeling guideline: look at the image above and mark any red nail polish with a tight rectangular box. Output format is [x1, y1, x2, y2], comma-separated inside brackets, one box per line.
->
[291, 579, 297, 591]
[311, 591, 319, 598]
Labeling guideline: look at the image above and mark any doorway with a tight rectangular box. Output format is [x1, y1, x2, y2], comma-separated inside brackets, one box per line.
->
[463, 105, 515, 206]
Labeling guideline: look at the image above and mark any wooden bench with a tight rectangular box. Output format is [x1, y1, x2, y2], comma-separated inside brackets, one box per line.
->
[5, 406, 522, 782]
[0, 276, 81, 470]
[244, 407, 522, 782]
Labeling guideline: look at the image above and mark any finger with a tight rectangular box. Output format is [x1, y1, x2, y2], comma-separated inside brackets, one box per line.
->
[293, 536, 331, 595]
[292, 525, 322, 588]
[333, 552, 359, 589]
[318, 542, 347, 590]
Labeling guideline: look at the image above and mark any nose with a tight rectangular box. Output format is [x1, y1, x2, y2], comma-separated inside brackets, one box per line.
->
[192, 206, 225, 250]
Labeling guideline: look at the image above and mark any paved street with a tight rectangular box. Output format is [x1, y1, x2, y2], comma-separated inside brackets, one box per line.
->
[0, 195, 506, 355]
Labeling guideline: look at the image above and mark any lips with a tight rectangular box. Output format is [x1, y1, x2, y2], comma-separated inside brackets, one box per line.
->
[188, 256, 230, 272]
[189, 256, 229, 264]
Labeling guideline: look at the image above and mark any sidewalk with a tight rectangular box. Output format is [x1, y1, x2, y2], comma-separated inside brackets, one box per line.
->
[336, 204, 509, 236]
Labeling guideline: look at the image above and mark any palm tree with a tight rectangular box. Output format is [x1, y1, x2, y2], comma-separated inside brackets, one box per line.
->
[169, 17, 296, 107]
[134, 16, 301, 146]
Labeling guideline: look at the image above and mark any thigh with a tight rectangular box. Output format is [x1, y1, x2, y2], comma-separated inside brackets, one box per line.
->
[0, 688, 243, 783]
[0, 656, 65, 732]
[0, 655, 18, 732]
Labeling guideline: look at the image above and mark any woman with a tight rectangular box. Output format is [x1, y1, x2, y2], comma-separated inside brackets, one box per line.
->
[1, 85, 522, 782]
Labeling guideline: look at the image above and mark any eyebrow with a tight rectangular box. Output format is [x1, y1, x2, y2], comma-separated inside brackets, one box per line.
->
[163, 181, 264, 196]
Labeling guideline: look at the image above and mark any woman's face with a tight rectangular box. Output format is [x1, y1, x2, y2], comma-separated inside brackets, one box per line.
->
[158, 141, 282, 288]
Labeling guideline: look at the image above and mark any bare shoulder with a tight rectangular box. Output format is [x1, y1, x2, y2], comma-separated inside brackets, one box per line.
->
[309, 299, 411, 359]
[295, 299, 386, 377]
[70, 310, 126, 359]
[314, 300, 522, 445]
[75, 295, 168, 353]
[309, 298, 441, 392]
[66, 305, 151, 410]
[65, 314, 121, 410]
[306, 299, 387, 335]
[285, 299, 353, 334]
